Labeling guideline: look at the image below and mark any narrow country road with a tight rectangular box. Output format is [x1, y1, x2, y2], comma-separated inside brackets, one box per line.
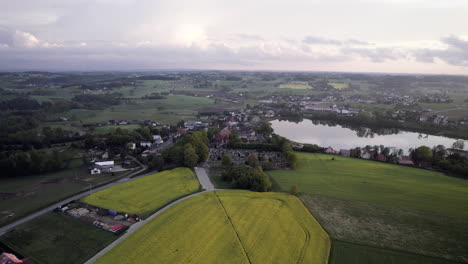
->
[0, 158, 148, 237]
[85, 166, 219, 264]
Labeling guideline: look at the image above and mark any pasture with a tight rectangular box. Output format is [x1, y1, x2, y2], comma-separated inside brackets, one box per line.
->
[0, 212, 116, 264]
[81, 168, 200, 218]
[94, 190, 330, 264]
[268, 152, 468, 217]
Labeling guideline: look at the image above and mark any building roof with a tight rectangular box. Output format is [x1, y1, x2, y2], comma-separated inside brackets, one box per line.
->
[95, 161, 114, 166]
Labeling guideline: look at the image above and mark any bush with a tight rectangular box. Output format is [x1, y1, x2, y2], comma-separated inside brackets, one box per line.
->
[222, 165, 272, 192]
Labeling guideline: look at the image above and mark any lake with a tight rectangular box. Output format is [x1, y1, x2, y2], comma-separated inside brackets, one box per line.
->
[271, 119, 466, 152]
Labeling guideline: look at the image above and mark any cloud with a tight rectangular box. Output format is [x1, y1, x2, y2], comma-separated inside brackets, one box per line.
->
[412, 35, 468, 66]
[303, 36, 342, 45]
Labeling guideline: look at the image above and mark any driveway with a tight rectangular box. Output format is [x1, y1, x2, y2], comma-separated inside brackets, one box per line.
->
[194, 167, 215, 190]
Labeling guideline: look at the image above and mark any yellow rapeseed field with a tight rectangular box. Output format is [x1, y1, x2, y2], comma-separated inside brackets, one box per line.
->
[81, 167, 200, 218]
[279, 81, 313, 89]
[94, 190, 330, 264]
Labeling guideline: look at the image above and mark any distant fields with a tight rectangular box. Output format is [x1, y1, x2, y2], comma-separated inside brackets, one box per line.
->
[279, 81, 313, 89]
[94, 191, 330, 264]
[0, 212, 116, 264]
[268, 152, 468, 262]
[81, 168, 200, 218]
[268, 152, 468, 217]
[328, 82, 348, 90]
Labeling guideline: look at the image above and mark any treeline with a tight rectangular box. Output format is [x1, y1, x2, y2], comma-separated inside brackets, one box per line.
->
[410, 145, 468, 177]
[72, 93, 120, 109]
[0, 149, 64, 178]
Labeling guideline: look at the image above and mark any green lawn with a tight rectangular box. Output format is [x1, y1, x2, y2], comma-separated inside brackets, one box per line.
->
[94, 190, 330, 264]
[269, 152, 468, 217]
[81, 167, 201, 218]
[0, 212, 117, 264]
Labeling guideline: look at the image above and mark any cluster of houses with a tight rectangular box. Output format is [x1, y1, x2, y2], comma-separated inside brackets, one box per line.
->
[303, 104, 359, 115]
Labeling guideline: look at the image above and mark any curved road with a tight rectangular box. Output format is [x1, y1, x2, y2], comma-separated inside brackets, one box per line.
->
[85, 166, 219, 264]
[0, 157, 148, 237]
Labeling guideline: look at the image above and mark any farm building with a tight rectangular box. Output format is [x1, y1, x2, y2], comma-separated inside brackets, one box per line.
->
[398, 156, 415, 166]
[95, 161, 114, 172]
[361, 152, 372, 159]
[90, 167, 101, 175]
[140, 141, 152, 147]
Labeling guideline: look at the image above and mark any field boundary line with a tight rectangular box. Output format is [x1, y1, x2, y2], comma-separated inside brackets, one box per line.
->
[214, 191, 252, 264]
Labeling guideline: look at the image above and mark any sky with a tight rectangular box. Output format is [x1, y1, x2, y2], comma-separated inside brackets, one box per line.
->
[0, 0, 467, 74]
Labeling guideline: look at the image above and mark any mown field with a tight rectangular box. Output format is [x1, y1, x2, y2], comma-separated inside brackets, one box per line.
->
[94, 190, 330, 264]
[268, 152, 468, 263]
[328, 82, 348, 89]
[81, 167, 200, 218]
[0, 153, 130, 227]
[0, 212, 117, 264]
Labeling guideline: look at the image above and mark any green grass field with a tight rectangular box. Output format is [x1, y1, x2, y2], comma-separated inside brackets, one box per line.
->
[94, 190, 330, 264]
[81, 168, 200, 218]
[329, 240, 456, 264]
[269, 152, 468, 217]
[279, 81, 313, 89]
[269, 152, 468, 262]
[0, 212, 117, 264]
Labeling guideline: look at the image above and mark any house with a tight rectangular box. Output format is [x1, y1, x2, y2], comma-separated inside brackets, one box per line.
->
[339, 149, 350, 157]
[117, 120, 128, 125]
[172, 128, 188, 138]
[398, 156, 414, 166]
[90, 167, 101, 175]
[0, 253, 31, 264]
[324, 146, 336, 154]
[227, 120, 238, 127]
[214, 128, 231, 146]
[95, 161, 114, 172]
[153, 135, 164, 145]
[361, 152, 371, 159]
[140, 141, 152, 148]
[101, 152, 109, 159]
[185, 121, 202, 129]
[238, 129, 256, 142]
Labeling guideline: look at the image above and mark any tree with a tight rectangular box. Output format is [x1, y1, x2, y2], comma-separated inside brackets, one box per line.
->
[247, 154, 259, 168]
[183, 144, 198, 168]
[433, 145, 447, 161]
[256, 120, 273, 135]
[221, 154, 232, 167]
[453, 140, 465, 150]
[149, 156, 164, 171]
[285, 151, 298, 169]
[222, 165, 272, 192]
[411, 146, 433, 167]
[290, 185, 300, 196]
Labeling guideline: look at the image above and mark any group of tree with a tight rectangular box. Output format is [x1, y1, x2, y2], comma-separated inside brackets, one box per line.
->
[221, 154, 272, 192]
[0, 149, 64, 178]
[411, 144, 468, 177]
[162, 130, 209, 168]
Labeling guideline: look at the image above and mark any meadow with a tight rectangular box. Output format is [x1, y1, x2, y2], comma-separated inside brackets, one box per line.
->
[328, 82, 348, 90]
[81, 167, 200, 218]
[94, 190, 330, 264]
[268, 152, 468, 217]
[0, 212, 117, 264]
[268, 152, 468, 263]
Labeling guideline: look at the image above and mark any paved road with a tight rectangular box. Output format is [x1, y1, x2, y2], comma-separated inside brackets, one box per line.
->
[0, 159, 148, 237]
[194, 167, 215, 190]
[85, 166, 219, 263]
